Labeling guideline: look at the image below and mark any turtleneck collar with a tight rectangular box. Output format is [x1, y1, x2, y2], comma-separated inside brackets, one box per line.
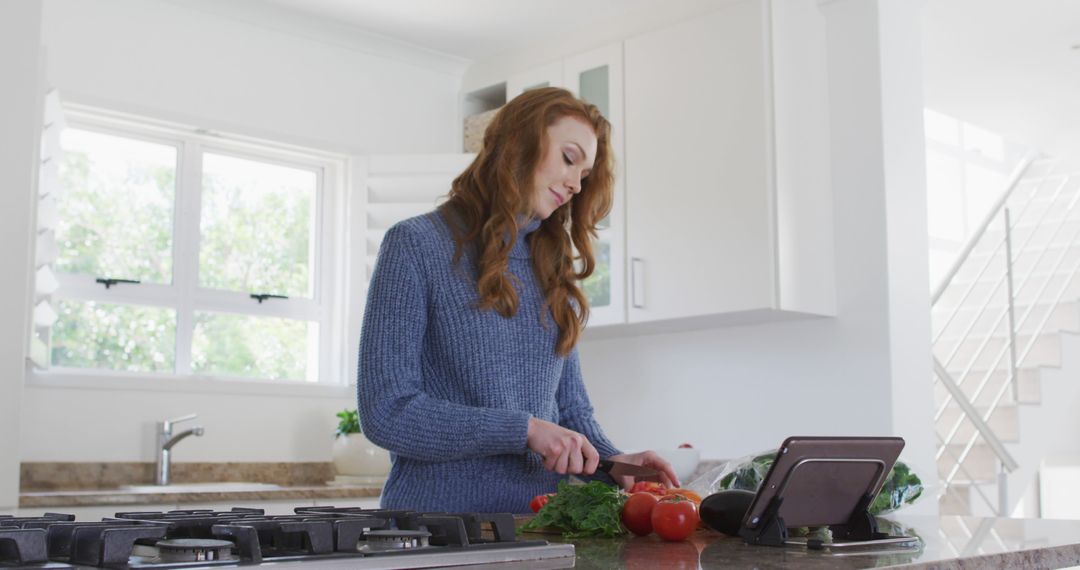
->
[509, 215, 542, 259]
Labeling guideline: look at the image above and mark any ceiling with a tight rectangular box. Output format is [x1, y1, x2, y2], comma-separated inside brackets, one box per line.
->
[255, 0, 1080, 164]
[262, 0, 664, 60]
[922, 0, 1080, 164]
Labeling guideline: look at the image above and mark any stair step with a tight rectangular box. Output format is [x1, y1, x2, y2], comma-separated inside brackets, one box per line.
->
[936, 269, 1080, 308]
[934, 332, 1061, 370]
[932, 300, 1079, 339]
[936, 405, 1019, 443]
[934, 368, 1042, 405]
[939, 484, 973, 515]
[937, 482, 1008, 517]
[937, 442, 1003, 482]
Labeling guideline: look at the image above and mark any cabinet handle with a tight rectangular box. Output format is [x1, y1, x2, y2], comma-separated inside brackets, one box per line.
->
[631, 257, 645, 309]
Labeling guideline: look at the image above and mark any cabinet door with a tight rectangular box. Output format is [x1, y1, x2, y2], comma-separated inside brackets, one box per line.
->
[624, 1, 775, 323]
[563, 43, 626, 327]
[507, 61, 565, 99]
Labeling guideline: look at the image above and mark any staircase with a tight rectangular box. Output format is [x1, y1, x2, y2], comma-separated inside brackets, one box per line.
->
[932, 154, 1080, 516]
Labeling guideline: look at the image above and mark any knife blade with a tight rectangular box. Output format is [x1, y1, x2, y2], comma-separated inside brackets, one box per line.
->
[597, 459, 663, 482]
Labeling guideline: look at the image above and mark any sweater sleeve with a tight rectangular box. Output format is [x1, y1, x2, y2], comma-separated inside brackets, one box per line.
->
[555, 348, 622, 458]
[356, 223, 531, 462]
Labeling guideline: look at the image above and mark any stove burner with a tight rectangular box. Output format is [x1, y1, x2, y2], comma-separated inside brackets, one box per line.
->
[2, 507, 572, 568]
[155, 538, 236, 562]
[361, 529, 431, 552]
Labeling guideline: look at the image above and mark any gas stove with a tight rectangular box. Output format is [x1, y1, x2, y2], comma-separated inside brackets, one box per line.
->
[0, 506, 574, 569]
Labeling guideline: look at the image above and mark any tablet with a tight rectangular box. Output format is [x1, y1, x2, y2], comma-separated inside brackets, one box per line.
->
[740, 436, 905, 534]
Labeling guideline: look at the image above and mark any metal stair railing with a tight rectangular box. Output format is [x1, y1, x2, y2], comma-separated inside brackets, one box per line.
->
[935, 180, 1080, 438]
[927, 150, 1080, 515]
[943, 203, 1080, 501]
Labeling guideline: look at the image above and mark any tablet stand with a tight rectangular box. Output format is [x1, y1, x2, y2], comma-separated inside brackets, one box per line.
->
[736, 437, 911, 549]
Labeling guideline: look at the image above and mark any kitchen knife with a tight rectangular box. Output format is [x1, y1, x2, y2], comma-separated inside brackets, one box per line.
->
[597, 459, 663, 482]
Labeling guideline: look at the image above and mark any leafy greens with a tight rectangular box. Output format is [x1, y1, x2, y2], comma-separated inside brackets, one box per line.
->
[521, 481, 627, 538]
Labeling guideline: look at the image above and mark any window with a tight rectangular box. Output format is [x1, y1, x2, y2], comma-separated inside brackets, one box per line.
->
[45, 107, 345, 385]
[923, 108, 1028, 287]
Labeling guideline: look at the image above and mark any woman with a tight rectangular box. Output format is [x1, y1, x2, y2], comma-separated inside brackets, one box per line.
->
[357, 87, 678, 514]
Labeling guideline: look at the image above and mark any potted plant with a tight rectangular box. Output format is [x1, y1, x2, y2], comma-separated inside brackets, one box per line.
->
[330, 409, 390, 483]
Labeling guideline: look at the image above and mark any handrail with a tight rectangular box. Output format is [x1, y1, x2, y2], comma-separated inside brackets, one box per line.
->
[936, 177, 1080, 467]
[929, 153, 1075, 516]
[933, 177, 1080, 424]
[932, 151, 1039, 305]
[944, 234, 1080, 490]
[933, 358, 1019, 472]
[931, 175, 1066, 346]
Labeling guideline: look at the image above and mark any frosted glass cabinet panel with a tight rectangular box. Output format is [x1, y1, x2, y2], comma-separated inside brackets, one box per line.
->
[563, 43, 626, 327]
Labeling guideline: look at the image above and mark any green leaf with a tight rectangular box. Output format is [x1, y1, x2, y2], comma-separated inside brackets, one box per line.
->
[335, 409, 361, 437]
[520, 481, 626, 538]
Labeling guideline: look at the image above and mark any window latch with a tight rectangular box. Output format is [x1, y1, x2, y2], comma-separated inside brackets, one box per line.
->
[95, 277, 141, 289]
[250, 293, 288, 304]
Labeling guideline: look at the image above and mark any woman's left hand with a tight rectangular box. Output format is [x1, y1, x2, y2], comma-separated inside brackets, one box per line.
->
[607, 450, 681, 490]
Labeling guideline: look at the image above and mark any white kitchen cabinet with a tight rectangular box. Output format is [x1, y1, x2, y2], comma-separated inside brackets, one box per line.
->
[561, 42, 627, 327]
[622, 0, 835, 324]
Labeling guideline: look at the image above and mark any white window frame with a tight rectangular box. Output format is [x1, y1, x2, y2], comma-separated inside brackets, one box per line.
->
[28, 104, 353, 397]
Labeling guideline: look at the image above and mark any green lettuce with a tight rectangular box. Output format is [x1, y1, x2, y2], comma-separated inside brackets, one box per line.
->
[521, 480, 627, 538]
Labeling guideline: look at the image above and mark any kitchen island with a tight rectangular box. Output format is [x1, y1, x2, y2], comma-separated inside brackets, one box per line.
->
[535, 514, 1080, 569]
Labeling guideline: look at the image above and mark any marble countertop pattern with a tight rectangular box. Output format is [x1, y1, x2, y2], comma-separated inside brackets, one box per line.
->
[18, 461, 382, 507]
[526, 514, 1080, 569]
[19, 484, 383, 507]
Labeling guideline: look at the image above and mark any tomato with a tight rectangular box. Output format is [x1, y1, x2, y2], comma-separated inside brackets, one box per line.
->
[651, 496, 699, 541]
[678, 443, 694, 449]
[663, 488, 703, 507]
[629, 481, 666, 495]
[621, 492, 659, 536]
[529, 493, 554, 513]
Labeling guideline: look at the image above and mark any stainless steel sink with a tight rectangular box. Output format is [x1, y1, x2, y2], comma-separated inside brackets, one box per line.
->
[120, 482, 284, 493]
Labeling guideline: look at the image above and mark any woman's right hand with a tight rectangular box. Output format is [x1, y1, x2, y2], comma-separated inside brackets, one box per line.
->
[526, 417, 600, 476]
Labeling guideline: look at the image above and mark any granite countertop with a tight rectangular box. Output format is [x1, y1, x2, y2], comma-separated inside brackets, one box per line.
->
[528, 514, 1080, 569]
[18, 461, 382, 507]
[19, 483, 383, 508]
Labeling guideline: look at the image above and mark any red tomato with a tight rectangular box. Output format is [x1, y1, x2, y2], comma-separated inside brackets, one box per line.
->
[621, 492, 660, 536]
[529, 494, 554, 513]
[678, 443, 694, 449]
[651, 496, 699, 541]
[629, 481, 666, 495]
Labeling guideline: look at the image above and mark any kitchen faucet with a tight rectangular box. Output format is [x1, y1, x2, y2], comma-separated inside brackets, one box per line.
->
[156, 413, 204, 486]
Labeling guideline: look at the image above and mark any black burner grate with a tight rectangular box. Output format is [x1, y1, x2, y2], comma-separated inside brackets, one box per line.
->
[2, 506, 547, 568]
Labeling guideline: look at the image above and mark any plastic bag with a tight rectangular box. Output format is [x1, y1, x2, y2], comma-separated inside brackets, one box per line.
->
[685, 448, 924, 515]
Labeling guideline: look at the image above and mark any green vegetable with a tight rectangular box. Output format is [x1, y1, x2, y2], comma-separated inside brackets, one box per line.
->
[869, 462, 924, 514]
[335, 409, 361, 437]
[521, 481, 627, 538]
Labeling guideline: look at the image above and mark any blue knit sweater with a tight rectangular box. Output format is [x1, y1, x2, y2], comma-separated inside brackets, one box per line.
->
[356, 210, 621, 514]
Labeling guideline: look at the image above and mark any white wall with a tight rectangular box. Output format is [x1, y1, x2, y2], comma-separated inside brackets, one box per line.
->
[569, 0, 937, 513]
[0, 0, 43, 508]
[18, 0, 464, 463]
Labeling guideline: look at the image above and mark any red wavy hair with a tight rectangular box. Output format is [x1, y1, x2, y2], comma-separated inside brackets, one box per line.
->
[440, 87, 614, 356]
